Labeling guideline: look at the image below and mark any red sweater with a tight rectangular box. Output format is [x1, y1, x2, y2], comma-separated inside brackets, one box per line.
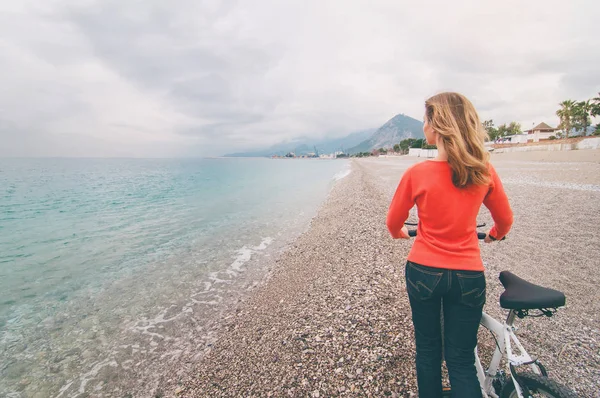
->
[386, 160, 513, 271]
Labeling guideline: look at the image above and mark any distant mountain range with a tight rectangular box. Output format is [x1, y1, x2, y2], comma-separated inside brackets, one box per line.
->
[223, 113, 424, 157]
[223, 129, 376, 157]
[346, 114, 424, 154]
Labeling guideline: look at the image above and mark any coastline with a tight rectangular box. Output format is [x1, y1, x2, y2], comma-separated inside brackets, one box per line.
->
[0, 158, 351, 398]
[167, 151, 600, 397]
[165, 160, 419, 396]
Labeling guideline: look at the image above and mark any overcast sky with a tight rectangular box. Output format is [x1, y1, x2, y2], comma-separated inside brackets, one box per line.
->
[1, 0, 598, 157]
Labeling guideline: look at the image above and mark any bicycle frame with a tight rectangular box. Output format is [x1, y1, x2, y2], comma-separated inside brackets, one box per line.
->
[476, 310, 542, 398]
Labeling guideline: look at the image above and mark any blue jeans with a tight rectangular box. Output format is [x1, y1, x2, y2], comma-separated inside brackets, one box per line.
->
[405, 261, 485, 398]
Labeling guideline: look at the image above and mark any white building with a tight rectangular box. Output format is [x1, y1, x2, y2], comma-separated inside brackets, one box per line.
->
[408, 148, 438, 158]
[524, 122, 559, 142]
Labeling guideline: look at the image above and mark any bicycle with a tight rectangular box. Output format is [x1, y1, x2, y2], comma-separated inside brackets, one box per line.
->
[405, 225, 577, 398]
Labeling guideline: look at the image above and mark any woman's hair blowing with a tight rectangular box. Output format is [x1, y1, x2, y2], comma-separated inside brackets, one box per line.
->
[425, 92, 490, 188]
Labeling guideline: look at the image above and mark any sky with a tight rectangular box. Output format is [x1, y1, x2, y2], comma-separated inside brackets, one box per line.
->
[1, 0, 599, 157]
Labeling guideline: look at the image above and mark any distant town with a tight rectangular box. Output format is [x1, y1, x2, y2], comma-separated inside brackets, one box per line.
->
[271, 146, 349, 159]
[271, 151, 348, 159]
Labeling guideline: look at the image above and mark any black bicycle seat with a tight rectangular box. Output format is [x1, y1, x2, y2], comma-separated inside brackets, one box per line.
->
[499, 271, 565, 310]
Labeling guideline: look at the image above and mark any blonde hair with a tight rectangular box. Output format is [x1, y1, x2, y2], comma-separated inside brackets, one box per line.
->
[425, 92, 490, 188]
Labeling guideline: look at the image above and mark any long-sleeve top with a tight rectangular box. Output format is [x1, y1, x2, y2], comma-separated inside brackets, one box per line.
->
[386, 160, 513, 271]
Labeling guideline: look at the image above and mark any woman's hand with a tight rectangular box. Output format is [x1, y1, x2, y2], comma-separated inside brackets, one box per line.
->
[400, 226, 410, 239]
[484, 230, 495, 243]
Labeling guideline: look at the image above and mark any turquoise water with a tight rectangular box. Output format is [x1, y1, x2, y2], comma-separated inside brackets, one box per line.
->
[0, 157, 349, 397]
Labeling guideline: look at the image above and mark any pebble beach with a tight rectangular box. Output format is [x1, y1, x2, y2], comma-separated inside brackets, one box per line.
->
[165, 149, 600, 398]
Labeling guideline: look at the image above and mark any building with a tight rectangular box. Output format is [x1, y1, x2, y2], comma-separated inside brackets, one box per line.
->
[524, 122, 559, 142]
[408, 148, 438, 158]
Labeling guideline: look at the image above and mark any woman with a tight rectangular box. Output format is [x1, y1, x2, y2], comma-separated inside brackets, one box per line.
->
[386, 92, 513, 398]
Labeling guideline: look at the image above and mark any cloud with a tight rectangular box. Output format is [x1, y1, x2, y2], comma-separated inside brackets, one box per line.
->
[0, 0, 598, 157]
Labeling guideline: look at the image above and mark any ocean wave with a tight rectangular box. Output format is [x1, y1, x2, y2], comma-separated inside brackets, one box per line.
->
[332, 167, 352, 181]
[228, 237, 274, 275]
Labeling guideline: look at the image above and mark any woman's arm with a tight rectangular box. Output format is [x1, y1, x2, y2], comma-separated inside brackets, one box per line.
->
[483, 165, 513, 240]
[386, 169, 414, 239]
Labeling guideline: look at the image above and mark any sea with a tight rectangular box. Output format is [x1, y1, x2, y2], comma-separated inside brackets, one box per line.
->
[0, 157, 350, 397]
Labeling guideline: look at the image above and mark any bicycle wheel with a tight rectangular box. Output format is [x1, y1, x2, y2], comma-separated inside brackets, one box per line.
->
[500, 372, 578, 398]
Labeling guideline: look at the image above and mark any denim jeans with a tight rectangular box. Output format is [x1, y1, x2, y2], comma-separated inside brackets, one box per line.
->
[405, 261, 485, 398]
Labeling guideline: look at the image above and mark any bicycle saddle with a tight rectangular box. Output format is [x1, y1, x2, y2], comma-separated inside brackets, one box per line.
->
[499, 271, 565, 310]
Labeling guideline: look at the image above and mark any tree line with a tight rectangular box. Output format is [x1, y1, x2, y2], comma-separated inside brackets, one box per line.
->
[480, 93, 600, 141]
[482, 121, 522, 141]
[555, 93, 600, 138]
[351, 138, 435, 157]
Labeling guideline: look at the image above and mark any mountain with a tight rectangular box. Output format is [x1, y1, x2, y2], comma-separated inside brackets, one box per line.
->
[347, 114, 424, 154]
[223, 113, 424, 157]
[223, 128, 376, 157]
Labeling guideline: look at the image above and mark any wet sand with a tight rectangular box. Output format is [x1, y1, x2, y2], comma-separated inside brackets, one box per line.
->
[169, 149, 600, 397]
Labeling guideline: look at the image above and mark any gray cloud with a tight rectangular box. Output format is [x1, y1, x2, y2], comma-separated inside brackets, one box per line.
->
[66, 0, 283, 125]
[0, 0, 599, 157]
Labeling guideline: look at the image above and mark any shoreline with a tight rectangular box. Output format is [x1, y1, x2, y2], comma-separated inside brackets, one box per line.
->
[167, 150, 600, 397]
[0, 159, 350, 398]
[165, 160, 419, 396]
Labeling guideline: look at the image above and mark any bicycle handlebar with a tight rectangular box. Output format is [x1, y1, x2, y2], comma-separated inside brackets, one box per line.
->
[407, 230, 487, 240]
[405, 222, 487, 228]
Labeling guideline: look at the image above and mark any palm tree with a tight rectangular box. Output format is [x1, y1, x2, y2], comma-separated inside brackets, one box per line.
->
[592, 92, 600, 117]
[575, 100, 593, 136]
[508, 122, 522, 135]
[556, 100, 575, 138]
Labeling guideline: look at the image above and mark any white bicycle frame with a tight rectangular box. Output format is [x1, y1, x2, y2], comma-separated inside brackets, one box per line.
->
[475, 310, 542, 398]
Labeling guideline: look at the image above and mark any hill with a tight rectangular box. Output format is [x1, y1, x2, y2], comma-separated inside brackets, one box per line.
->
[347, 114, 424, 154]
[224, 129, 376, 157]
